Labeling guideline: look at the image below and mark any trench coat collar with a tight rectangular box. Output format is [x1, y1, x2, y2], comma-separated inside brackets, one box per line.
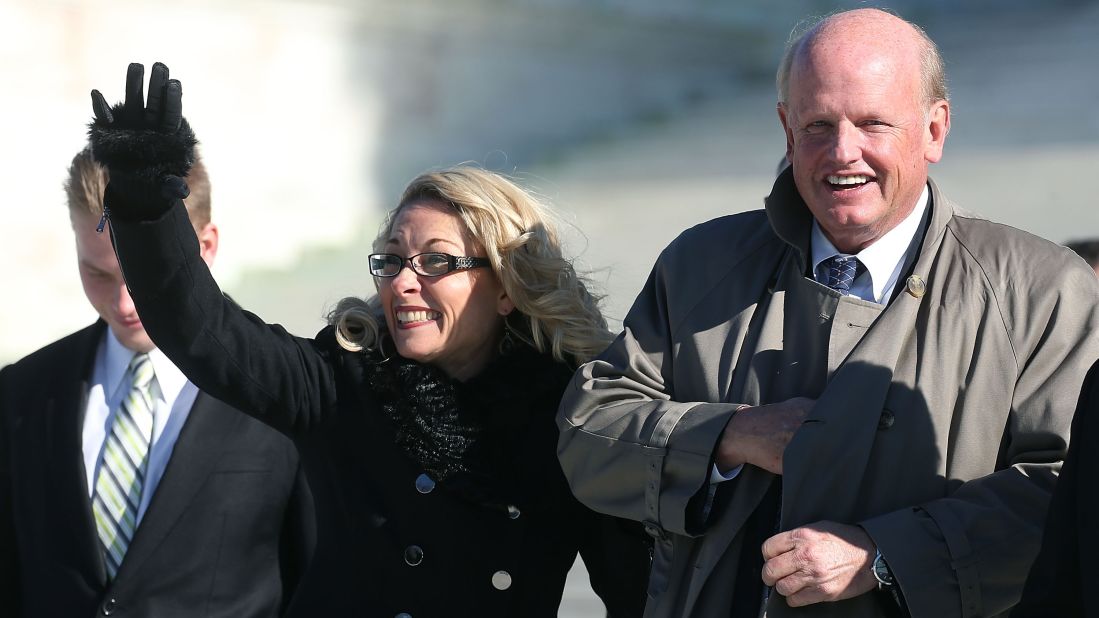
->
[764, 166, 813, 268]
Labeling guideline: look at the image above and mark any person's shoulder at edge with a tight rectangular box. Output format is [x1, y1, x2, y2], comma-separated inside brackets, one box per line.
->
[639, 209, 783, 313]
[944, 198, 1098, 293]
[616, 209, 783, 348]
[656, 209, 779, 274]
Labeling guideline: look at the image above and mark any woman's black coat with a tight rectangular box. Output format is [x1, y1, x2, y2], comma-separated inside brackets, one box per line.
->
[110, 205, 651, 617]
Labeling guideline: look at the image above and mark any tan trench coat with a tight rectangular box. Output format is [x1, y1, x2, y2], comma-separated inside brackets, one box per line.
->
[557, 172, 1099, 618]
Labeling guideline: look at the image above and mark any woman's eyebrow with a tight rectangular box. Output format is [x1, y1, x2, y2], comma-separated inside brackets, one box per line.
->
[385, 237, 463, 250]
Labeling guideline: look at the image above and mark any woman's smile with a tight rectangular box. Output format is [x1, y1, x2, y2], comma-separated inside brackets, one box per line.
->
[394, 305, 441, 328]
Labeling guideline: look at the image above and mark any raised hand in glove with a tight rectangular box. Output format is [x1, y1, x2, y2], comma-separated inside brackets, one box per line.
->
[88, 62, 197, 222]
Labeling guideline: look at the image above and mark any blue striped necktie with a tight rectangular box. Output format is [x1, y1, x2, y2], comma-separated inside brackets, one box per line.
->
[823, 255, 862, 293]
[93, 353, 156, 580]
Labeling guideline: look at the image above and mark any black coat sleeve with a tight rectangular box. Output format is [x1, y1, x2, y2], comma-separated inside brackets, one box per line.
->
[1013, 358, 1099, 617]
[577, 510, 653, 617]
[0, 367, 20, 610]
[109, 203, 343, 436]
[278, 461, 317, 614]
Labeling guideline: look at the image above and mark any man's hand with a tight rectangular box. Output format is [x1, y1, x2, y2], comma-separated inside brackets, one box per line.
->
[88, 62, 196, 211]
[715, 397, 814, 474]
[761, 521, 878, 607]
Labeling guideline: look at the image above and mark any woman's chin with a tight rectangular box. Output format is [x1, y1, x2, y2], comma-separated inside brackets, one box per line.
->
[392, 339, 435, 364]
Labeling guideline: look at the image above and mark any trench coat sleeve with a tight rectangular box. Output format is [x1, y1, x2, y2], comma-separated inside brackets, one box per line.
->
[860, 263, 1099, 618]
[108, 204, 341, 436]
[1012, 359, 1099, 617]
[557, 244, 743, 537]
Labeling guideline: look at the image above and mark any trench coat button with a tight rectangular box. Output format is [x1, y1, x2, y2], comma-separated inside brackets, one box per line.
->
[415, 473, 435, 494]
[878, 409, 896, 430]
[906, 275, 926, 298]
[102, 598, 118, 615]
[492, 570, 512, 590]
[404, 545, 424, 566]
[506, 505, 521, 520]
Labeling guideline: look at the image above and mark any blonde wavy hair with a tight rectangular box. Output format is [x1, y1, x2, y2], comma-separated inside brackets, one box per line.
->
[329, 166, 612, 366]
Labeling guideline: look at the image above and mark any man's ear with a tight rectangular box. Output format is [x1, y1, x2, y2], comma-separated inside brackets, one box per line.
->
[924, 99, 951, 164]
[777, 102, 795, 162]
[195, 222, 219, 267]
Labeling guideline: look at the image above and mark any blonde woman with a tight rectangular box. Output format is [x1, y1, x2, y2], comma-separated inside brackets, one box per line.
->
[89, 62, 650, 617]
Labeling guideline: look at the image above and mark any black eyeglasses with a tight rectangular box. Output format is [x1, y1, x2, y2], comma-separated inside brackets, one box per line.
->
[368, 252, 492, 278]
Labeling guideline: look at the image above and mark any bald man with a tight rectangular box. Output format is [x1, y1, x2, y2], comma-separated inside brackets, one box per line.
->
[558, 8, 1099, 618]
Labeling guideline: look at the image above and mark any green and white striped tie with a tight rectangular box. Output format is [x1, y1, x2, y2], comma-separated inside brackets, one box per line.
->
[93, 352, 156, 580]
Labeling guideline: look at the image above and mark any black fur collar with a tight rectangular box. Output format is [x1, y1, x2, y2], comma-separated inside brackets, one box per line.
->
[365, 341, 573, 510]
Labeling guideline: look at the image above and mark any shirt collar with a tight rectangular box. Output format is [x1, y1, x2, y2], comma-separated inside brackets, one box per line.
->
[810, 184, 929, 302]
[103, 329, 188, 403]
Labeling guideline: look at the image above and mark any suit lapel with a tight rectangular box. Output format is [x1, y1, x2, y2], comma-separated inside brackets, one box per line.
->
[114, 392, 243, 579]
[33, 323, 110, 585]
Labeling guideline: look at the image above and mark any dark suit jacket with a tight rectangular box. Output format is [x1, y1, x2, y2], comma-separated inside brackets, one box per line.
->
[0, 321, 314, 618]
[1014, 358, 1099, 617]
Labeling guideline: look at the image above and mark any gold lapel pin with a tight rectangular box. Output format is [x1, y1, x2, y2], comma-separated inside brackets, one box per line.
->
[906, 275, 926, 298]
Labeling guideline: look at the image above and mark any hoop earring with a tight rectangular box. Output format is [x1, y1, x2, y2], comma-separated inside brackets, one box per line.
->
[373, 332, 394, 364]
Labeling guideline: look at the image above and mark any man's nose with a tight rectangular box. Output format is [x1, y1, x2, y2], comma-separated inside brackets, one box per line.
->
[830, 121, 861, 164]
[117, 282, 137, 315]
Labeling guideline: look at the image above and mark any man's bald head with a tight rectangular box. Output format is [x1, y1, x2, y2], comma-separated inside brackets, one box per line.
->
[776, 8, 948, 108]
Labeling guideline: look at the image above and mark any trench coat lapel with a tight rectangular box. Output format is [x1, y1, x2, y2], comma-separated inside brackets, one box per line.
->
[780, 179, 956, 528]
[685, 247, 811, 591]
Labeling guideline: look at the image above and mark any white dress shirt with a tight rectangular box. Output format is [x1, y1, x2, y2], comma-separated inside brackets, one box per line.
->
[711, 184, 929, 484]
[81, 328, 197, 525]
[810, 185, 929, 304]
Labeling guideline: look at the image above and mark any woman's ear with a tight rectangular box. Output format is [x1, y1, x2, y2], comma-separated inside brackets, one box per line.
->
[498, 291, 515, 316]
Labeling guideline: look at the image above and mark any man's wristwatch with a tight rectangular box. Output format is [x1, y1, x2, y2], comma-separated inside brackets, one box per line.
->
[871, 548, 895, 589]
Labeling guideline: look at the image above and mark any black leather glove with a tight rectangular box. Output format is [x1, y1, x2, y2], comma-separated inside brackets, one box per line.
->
[87, 62, 197, 220]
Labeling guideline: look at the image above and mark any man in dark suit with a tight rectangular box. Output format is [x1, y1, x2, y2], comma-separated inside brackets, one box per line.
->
[0, 147, 314, 617]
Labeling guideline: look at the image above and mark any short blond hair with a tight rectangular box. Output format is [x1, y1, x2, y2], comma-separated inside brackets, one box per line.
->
[330, 166, 612, 366]
[64, 146, 212, 229]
